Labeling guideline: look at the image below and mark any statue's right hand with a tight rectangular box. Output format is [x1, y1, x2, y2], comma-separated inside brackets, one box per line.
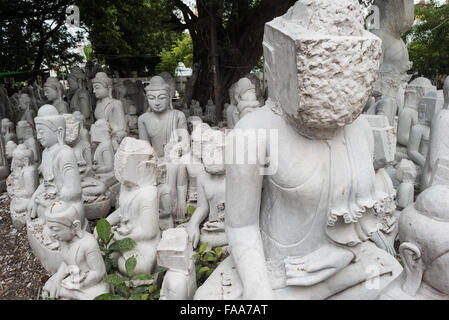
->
[186, 224, 200, 249]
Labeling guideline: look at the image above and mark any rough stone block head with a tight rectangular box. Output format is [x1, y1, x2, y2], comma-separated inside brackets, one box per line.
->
[396, 159, 418, 183]
[263, 0, 382, 139]
[157, 228, 192, 273]
[62, 113, 81, 146]
[363, 115, 396, 168]
[418, 91, 441, 125]
[407, 77, 436, 108]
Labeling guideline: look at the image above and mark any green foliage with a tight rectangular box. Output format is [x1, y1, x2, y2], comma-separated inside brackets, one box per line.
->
[194, 244, 227, 287]
[94, 218, 163, 300]
[404, 1, 449, 88]
[187, 205, 196, 216]
[156, 32, 193, 76]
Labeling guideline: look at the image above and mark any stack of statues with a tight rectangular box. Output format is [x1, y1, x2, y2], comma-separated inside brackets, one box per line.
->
[4, 0, 449, 301]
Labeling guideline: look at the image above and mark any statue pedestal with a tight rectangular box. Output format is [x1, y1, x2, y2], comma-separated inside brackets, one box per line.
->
[27, 219, 62, 274]
[84, 197, 111, 220]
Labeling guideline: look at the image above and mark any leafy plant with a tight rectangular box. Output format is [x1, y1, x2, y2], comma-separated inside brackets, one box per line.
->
[193, 243, 227, 287]
[94, 218, 164, 300]
[187, 205, 196, 216]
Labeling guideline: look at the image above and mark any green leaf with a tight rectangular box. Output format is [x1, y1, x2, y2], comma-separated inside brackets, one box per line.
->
[96, 218, 111, 245]
[109, 238, 137, 251]
[130, 293, 145, 300]
[156, 266, 168, 274]
[133, 273, 153, 281]
[204, 252, 216, 262]
[94, 293, 122, 300]
[104, 274, 127, 286]
[148, 284, 158, 295]
[140, 294, 149, 300]
[187, 205, 196, 215]
[133, 285, 151, 294]
[125, 257, 137, 277]
[198, 266, 210, 275]
[215, 247, 223, 259]
[115, 283, 130, 298]
[199, 243, 208, 255]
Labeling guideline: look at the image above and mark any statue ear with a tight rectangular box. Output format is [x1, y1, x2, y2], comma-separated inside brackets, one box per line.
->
[108, 87, 113, 99]
[56, 127, 64, 145]
[399, 242, 425, 296]
[72, 220, 83, 237]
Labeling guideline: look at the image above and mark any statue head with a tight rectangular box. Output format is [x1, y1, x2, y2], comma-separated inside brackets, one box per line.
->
[1, 118, 13, 135]
[191, 122, 210, 159]
[92, 72, 113, 100]
[11, 144, 33, 170]
[91, 119, 111, 144]
[418, 91, 439, 126]
[263, 0, 382, 139]
[373, 0, 415, 36]
[35, 104, 66, 148]
[157, 72, 176, 98]
[443, 76, 449, 109]
[44, 77, 64, 102]
[398, 185, 449, 296]
[63, 113, 81, 146]
[236, 77, 257, 101]
[16, 120, 34, 142]
[145, 76, 172, 113]
[5, 141, 17, 160]
[18, 90, 32, 110]
[45, 201, 84, 242]
[114, 137, 157, 186]
[67, 67, 87, 92]
[201, 128, 225, 175]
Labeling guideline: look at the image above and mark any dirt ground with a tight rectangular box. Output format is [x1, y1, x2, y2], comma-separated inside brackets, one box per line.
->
[0, 193, 49, 300]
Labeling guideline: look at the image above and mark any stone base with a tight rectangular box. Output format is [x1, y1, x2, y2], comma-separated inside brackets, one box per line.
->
[10, 208, 27, 229]
[84, 198, 111, 220]
[27, 220, 63, 274]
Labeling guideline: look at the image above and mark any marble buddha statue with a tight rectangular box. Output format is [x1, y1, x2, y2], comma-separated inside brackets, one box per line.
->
[138, 76, 189, 158]
[1, 118, 17, 144]
[422, 76, 449, 191]
[194, 0, 402, 300]
[44, 77, 69, 114]
[64, 113, 92, 177]
[186, 128, 226, 250]
[5, 140, 17, 163]
[73, 111, 91, 146]
[16, 120, 41, 164]
[43, 201, 109, 300]
[92, 72, 128, 150]
[18, 89, 36, 128]
[26, 105, 85, 272]
[378, 185, 449, 300]
[178, 121, 208, 215]
[407, 91, 440, 168]
[105, 137, 160, 276]
[235, 77, 262, 121]
[226, 82, 240, 130]
[6, 144, 38, 228]
[204, 99, 217, 126]
[68, 67, 93, 126]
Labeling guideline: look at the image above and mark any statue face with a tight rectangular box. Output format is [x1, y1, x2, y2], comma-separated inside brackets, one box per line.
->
[93, 83, 109, 99]
[146, 89, 169, 113]
[68, 77, 79, 91]
[47, 221, 75, 242]
[44, 86, 58, 101]
[19, 94, 31, 109]
[423, 252, 449, 295]
[36, 124, 58, 148]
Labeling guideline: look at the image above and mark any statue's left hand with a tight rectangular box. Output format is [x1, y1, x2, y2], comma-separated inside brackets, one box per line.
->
[284, 244, 354, 287]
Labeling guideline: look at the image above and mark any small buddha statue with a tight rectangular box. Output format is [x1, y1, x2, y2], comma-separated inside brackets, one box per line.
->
[181, 103, 191, 120]
[236, 77, 261, 121]
[204, 99, 217, 126]
[395, 159, 417, 211]
[186, 128, 226, 250]
[407, 91, 439, 168]
[44, 77, 69, 114]
[18, 89, 36, 128]
[1, 118, 17, 144]
[68, 67, 93, 126]
[43, 201, 109, 300]
[158, 228, 197, 300]
[138, 76, 190, 158]
[5, 140, 17, 164]
[16, 120, 41, 164]
[63, 113, 92, 177]
[378, 185, 449, 300]
[27, 104, 84, 253]
[178, 122, 208, 215]
[191, 100, 203, 118]
[6, 144, 38, 228]
[422, 76, 449, 191]
[73, 111, 91, 146]
[105, 137, 161, 276]
[92, 72, 128, 150]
